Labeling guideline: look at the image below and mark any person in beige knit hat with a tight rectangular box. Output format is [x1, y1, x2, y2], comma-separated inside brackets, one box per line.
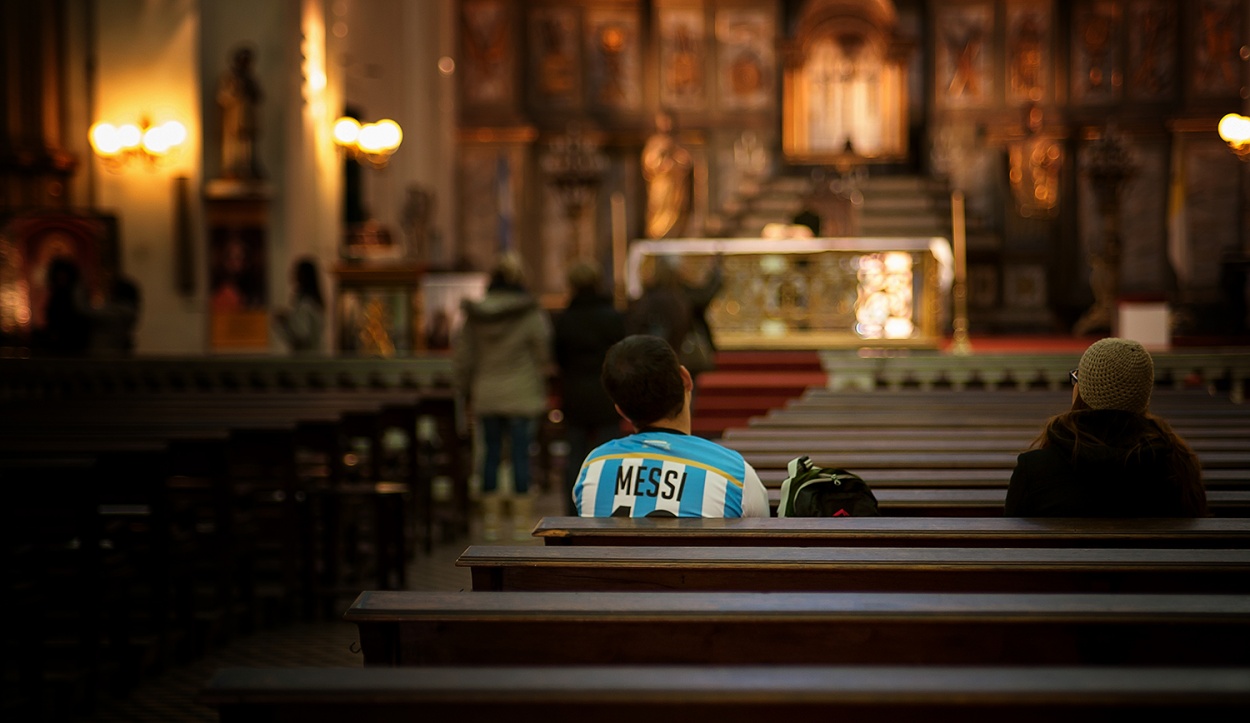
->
[1005, 338, 1207, 517]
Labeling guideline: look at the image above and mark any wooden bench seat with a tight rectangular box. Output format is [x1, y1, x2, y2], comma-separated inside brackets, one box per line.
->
[457, 545, 1250, 593]
[745, 407, 1250, 425]
[531, 516, 1250, 548]
[343, 590, 1250, 666]
[749, 466, 1250, 489]
[726, 435, 1250, 454]
[724, 425, 1250, 441]
[766, 487, 1250, 516]
[203, 665, 1250, 722]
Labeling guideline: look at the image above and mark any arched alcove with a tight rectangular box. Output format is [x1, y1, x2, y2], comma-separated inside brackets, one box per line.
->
[783, 0, 909, 164]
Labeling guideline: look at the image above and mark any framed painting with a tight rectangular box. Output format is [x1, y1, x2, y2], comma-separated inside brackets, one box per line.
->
[1005, 0, 1052, 105]
[337, 285, 413, 356]
[1071, 1, 1123, 104]
[1126, 0, 1177, 101]
[585, 6, 642, 112]
[934, 1, 994, 108]
[528, 4, 582, 110]
[0, 210, 119, 346]
[1190, 0, 1243, 98]
[460, 0, 517, 110]
[658, 4, 707, 112]
[208, 226, 268, 350]
[715, 6, 775, 111]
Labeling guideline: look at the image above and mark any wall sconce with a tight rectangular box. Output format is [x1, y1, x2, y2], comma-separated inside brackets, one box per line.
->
[333, 116, 402, 168]
[1219, 113, 1250, 161]
[89, 118, 187, 171]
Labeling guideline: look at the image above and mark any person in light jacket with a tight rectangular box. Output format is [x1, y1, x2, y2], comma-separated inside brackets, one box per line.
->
[453, 253, 552, 539]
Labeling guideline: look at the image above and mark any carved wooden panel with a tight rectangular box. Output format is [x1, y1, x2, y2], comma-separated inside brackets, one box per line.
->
[658, 4, 708, 112]
[715, 6, 776, 111]
[1005, 1, 1053, 105]
[1126, 0, 1178, 101]
[1190, 0, 1244, 98]
[586, 6, 642, 112]
[934, 2, 994, 108]
[529, 4, 582, 110]
[460, 0, 518, 111]
[1071, 1, 1122, 104]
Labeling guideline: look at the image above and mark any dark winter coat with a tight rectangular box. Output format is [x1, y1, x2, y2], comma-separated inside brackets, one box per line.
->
[1005, 410, 1207, 517]
[553, 291, 627, 427]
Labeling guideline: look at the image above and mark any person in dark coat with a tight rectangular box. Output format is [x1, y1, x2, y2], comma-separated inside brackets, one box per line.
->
[36, 257, 92, 356]
[553, 259, 627, 515]
[1005, 337, 1207, 517]
[626, 254, 723, 409]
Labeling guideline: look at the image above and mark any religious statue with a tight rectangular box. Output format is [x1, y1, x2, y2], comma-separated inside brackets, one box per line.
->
[642, 112, 692, 239]
[217, 46, 264, 180]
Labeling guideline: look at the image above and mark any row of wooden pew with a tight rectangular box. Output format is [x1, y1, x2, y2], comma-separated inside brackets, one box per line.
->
[206, 383, 1250, 719]
[0, 357, 467, 719]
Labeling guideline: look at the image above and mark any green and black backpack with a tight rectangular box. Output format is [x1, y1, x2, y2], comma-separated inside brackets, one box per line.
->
[777, 455, 880, 518]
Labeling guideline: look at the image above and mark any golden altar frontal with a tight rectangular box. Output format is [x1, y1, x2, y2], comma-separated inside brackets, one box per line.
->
[626, 237, 953, 350]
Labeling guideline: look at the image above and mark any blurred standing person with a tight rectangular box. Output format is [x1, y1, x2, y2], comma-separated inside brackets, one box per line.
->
[627, 254, 724, 407]
[35, 257, 92, 356]
[553, 259, 627, 515]
[454, 254, 552, 540]
[273, 257, 325, 353]
[88, 276, 142, 356]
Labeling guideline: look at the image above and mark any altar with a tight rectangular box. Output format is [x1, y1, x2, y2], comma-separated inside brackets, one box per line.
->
[625, 237, 953, 350]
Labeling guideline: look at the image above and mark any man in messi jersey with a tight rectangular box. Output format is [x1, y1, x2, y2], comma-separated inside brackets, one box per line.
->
[572, 334, 771, 517]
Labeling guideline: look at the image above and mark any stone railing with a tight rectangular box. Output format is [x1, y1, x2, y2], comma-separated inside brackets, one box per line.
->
[819, 349, 1250, 402]
[0, 354, 456, 399]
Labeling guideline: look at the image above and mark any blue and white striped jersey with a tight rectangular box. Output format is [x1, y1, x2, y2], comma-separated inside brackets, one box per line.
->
[572, 429, 771, 518]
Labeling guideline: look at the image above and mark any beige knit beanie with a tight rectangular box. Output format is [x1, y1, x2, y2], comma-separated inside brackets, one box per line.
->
[1077, 337, 1154, 414]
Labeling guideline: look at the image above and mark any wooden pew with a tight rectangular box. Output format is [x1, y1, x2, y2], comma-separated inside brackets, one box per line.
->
[747, 466, 1250, 489]
[765, 487, 1250, 516]
[531, 516, 1250, 548]
[202, 665, 1250, 722]
[456, 545, 1250, 593]
[343, 590, 1250, 666]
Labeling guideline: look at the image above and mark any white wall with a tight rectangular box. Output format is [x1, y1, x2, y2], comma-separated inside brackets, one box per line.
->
[339, 0, 456, 262]
[92, 0, 203, 353]
[86, 0, 450, 353]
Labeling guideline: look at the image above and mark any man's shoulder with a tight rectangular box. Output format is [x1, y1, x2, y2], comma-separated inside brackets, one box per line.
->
[622, 432, 747, 467]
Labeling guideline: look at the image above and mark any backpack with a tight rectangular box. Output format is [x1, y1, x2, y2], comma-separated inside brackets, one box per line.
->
[777, 455, 880, 518]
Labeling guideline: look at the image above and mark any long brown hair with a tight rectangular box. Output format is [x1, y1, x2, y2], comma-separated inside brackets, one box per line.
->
[1031, 400, 1208, 516]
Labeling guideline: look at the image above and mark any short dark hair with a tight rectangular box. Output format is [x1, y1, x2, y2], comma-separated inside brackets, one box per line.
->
[601, 335, 685, 426]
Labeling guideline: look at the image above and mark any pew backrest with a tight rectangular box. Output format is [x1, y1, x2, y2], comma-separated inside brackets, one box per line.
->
[203, 665, 1250, 722]
[532, 516, 1250, 548]
[343, 589, 1250, 667]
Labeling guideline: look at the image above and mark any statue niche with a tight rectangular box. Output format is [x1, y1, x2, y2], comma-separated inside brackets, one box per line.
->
[783, 0, 909, 164]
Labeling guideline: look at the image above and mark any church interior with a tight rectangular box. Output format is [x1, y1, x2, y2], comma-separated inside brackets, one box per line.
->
[5, 0, 1250, 721]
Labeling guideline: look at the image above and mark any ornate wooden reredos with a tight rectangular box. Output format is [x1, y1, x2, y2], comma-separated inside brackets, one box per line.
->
[783, 0, 910, 165]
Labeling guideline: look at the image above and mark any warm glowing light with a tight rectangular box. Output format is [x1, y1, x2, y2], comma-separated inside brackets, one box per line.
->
[89, 123, 122, 155]
[333, 116, 361, 145]
[1219, 113, 1250, 161]
[358, 119, 402, 152]
[884, 318, 915, 339]
[438, 56, 456, 75]
[90, 117, 186, 170]
[334, 116, 402, 168]
[141, 121, 186, 155]
[116, 124, 142, 149]
[883, 252, 913, 274]
[1219, 113, 1250, 144]
[854, 252, 915, 340]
